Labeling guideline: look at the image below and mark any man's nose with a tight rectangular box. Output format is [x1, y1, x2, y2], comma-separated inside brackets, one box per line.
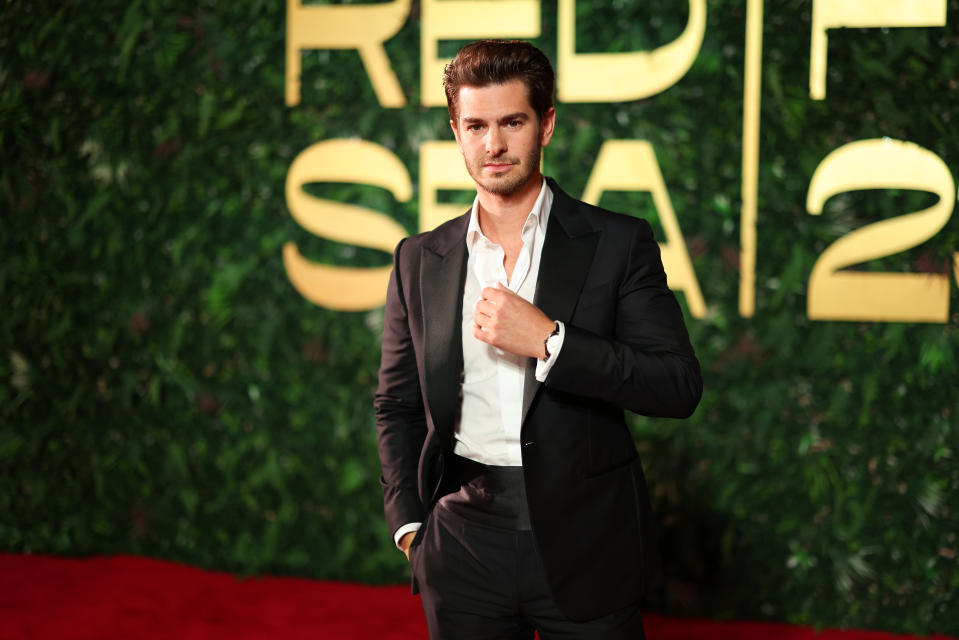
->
[485, 127, 506, 156]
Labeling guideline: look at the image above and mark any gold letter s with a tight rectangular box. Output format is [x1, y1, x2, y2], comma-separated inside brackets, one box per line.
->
[283, 140, 411, 311]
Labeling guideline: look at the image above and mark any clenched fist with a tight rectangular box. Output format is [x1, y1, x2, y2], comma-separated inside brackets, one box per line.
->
[473, 283, 555, 358]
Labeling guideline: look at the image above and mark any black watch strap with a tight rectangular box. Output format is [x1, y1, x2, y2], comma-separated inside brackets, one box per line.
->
[543, 321, 560, 359]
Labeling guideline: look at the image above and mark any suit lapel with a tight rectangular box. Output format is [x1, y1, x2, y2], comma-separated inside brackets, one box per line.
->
[522, 180, 599, 423]
[420, 214, 469, 449]
[417, 182, 597, 434]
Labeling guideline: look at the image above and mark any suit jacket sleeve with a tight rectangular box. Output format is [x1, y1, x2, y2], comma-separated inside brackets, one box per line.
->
[545, 218, 702, 418]
[374, 238, 427, 537]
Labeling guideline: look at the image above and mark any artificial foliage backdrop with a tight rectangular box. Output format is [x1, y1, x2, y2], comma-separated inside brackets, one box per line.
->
[3, 0, 958, 635]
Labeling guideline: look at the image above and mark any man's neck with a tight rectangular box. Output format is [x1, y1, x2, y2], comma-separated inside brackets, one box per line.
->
[476, 173, 544, 246]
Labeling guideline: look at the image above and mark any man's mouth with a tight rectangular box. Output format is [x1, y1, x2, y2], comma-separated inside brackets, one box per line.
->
[483, 161, 516, 171]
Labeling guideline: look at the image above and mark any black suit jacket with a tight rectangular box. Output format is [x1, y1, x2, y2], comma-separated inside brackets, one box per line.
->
[375, 178, 702, 621]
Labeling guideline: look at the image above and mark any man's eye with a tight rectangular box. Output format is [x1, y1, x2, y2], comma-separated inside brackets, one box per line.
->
[507, 120, 522, 128]
[468, 124, 483, 132]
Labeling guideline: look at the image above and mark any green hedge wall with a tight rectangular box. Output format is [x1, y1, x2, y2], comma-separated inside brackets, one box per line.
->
[2, 0, 957, 634]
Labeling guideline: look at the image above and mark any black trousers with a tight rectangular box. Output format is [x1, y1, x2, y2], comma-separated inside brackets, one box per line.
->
[409, 458, 646, 640]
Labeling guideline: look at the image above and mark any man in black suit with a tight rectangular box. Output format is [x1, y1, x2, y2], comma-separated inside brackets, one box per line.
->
[375, 40, 702, 639]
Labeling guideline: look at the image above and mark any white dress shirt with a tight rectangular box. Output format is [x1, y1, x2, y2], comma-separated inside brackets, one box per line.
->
[455, 178, 563, 465]
[393, 178, 566, 546]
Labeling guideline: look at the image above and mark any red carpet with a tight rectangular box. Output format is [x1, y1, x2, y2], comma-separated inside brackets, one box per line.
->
[0, 553, 952, 639]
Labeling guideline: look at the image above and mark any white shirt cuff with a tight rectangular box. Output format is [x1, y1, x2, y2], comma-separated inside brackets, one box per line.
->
[393, 522, 421, 548]
[535, 320, 565, 382]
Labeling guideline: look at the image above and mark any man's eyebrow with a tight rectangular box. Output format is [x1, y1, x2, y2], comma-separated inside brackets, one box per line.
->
[461, 113, 530, 125]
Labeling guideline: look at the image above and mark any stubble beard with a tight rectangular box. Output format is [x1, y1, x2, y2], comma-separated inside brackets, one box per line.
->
[467, 146, 542, 197]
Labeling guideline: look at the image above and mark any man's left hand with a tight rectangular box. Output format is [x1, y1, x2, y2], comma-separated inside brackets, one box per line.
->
[473, 283, 555, 358]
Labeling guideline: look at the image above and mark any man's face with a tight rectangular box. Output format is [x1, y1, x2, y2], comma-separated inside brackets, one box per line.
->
[450, 78, 555, 198]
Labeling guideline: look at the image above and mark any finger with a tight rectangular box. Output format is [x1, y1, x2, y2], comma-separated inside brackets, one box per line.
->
[475, 300, 493, 316]
[474, 307, 493, 325]
[481, 286, 504, 302]
[474, 311, 489, 330]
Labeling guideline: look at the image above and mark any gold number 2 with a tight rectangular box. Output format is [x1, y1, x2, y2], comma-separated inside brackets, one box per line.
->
[806, 138, 955, 323]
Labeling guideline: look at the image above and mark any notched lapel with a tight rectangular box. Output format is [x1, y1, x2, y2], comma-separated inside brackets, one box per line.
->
[535, 212, 598, 325]
[420, 219, 468, 449]
[522, 191, 599, 424]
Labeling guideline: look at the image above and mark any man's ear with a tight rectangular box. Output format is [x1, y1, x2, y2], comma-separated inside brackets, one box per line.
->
[540, 107, 556, 147]
[450, 119, 461, 149]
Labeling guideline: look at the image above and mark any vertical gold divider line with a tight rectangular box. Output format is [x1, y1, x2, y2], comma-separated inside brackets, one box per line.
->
[739, 0, 764, 317]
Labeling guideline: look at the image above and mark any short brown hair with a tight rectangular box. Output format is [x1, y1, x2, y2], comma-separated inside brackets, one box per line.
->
[443, 40, 555, 123]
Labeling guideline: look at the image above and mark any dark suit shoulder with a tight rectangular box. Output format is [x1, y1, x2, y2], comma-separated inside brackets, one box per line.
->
[394, 210, 470, 263]
[581, 201, 655, 239]
[546, 178, 655, 244]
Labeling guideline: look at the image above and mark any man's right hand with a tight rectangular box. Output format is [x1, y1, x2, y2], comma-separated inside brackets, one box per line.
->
[398, 531, 416, 560]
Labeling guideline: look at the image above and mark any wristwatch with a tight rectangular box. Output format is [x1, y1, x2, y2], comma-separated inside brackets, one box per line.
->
[543, 321, 561, 361]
